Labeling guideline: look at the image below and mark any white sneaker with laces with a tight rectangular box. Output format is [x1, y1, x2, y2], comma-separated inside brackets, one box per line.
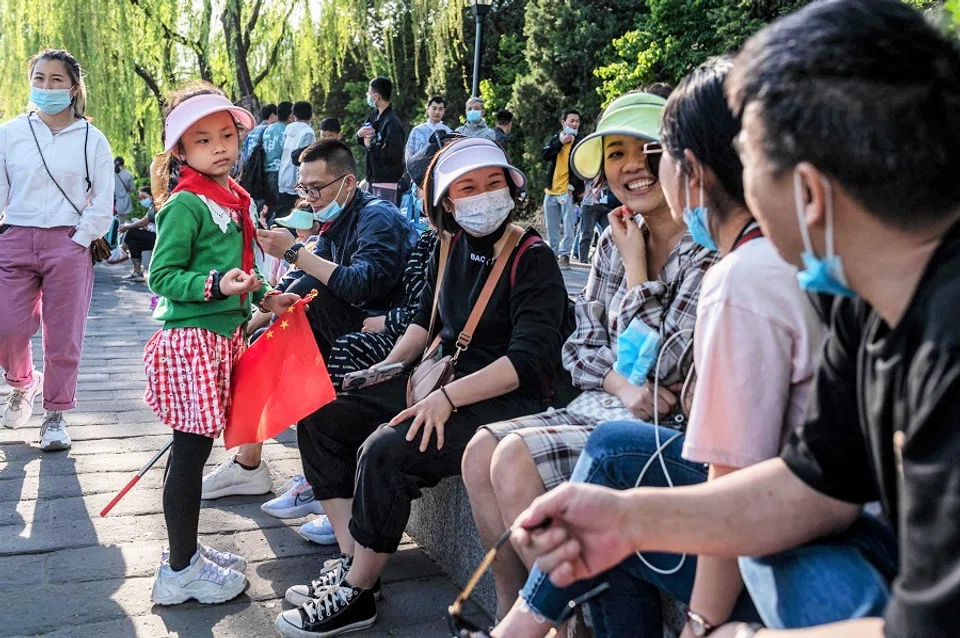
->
[285, 555, 381, 606]
[39, 410, 71, 452]
[151, 550, 247, 605]
[201, 456, 273, 499]
[261, 474, 325, 519]
[3, 370, 43, 429]
[163, 541, 247, 572]
[298, 515, 337, 545]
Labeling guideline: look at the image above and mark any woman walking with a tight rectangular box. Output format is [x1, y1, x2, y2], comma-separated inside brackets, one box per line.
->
[0, 49, 115, 451]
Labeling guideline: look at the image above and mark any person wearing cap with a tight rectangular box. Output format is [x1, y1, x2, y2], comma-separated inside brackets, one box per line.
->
[541, 110, 585, 269]
[456, 96, 499, 142]
[460, 90, 717, 623]
[144, 82, 300, 606]
[0, 49, 115, 451]
[357, 77, 406, 205]
[275, 137, 570, 637]
[406, 95, 453, 160]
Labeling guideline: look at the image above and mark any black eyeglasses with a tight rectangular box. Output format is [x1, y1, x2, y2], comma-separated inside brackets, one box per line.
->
[295, 174, 348, 200]
[447, 524, 610, 637]
[643, 142, 663, 176]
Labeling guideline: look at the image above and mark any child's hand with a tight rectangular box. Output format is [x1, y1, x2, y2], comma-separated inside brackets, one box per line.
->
[220, 268, 261, 296]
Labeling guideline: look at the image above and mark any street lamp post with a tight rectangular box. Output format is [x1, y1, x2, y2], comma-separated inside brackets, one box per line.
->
[469, 0, 494, 99]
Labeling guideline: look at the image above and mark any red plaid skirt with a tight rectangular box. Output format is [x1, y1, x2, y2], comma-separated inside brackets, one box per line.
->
[144, 327, 246, 437]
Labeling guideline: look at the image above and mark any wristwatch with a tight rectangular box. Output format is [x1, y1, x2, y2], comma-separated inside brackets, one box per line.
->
[284, 242, 304, 265]
[686, 611, 716, 637]
[733, 623, 763, 638]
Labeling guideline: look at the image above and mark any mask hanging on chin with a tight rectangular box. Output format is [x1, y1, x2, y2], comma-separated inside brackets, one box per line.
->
[681, 173, 718, 252]
[793, 171, 856, 298]
[314, 177, 349, 223]
[30, 87, 73, 115]
[452, 187, 515, 237]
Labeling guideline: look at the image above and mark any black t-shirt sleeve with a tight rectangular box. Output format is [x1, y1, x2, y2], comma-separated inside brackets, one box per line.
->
[781, 299, 880, 504]
[885, 352, 960, 637]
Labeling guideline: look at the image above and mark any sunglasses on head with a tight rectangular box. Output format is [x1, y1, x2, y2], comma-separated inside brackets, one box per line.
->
[447, 522, 610, 637]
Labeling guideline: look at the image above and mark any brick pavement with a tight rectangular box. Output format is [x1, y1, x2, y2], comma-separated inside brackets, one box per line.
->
[0, 262, 490, 638]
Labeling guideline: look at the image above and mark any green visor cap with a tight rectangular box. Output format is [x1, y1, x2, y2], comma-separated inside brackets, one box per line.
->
[571, 92, 667, 181]
[275, 208, 316, 230]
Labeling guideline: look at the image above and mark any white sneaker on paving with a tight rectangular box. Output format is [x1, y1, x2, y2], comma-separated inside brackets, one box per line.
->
[201, 456, 273, 499]
[39, 411, 71, 452]
[298, 515, 337, 545]
[3, 370, 42, 429]
[163, 541, 247, 572]
[262, 475, 325, 519]
[151, 550, 247, 605]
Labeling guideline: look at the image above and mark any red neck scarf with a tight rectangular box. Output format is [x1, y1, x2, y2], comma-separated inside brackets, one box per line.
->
[173, 166, 257, 285]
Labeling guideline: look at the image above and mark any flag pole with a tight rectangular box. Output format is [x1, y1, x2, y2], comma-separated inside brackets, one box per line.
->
[99, 437, 174, 517]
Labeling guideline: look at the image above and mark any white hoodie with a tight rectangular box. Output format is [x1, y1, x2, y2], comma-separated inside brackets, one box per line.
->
[0, 113, 115, 247]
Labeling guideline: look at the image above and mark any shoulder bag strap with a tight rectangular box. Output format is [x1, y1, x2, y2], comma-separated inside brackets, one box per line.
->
[26, 113, 87, 214]
[453, 224, 524, 361]
[421, 230, 452, 359]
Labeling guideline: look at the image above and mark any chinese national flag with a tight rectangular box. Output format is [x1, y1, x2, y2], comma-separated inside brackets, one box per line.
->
[225, 292, 335, 449]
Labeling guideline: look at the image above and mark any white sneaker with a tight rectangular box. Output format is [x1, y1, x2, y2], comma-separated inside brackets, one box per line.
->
[201, 456, 273, 499]
[151, 550, 247, 605]
[298, 515, 337, 545]
[39, 411, 71, 452]
[163, 541, 247, 572]
[3, 370, 43, 429]
[261, 475, 325, 519]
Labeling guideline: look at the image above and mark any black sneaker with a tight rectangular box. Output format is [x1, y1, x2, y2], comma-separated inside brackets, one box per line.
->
[285, 556, 381, 606]
[276, 584, 377, 637]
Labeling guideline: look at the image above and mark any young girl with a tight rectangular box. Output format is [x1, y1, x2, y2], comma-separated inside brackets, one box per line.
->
[145, 83, 298, 605]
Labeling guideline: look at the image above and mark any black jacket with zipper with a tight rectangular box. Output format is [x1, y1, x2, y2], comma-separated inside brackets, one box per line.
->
[357, 106, 406, 184]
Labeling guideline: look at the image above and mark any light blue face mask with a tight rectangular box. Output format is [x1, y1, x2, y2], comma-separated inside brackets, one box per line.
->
[793, 172, 856, 298]
[563, 125, 579, 136]
[314, 177, 348, 223]
[140, 198, 153, 209]
[682, 174, 718, 252]
[615, 317, 663, 385]
[30, 87, 73, 115]
[276, 208, 317, 230]
[366, 94, 376, 108]
[466, 109, 483, 124]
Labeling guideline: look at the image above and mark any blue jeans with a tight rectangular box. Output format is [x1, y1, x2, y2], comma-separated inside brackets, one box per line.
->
[740, 513, 897, 628]
[520, 420, 759, 636]
[543, 193, 575, 257]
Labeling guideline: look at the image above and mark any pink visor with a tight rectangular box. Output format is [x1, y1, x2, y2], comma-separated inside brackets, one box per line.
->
[163, 94, 256, 152]
[431, 137, 526, 205]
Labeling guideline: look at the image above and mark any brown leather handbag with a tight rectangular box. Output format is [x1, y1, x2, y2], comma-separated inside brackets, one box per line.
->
[406, 225, 524, 407]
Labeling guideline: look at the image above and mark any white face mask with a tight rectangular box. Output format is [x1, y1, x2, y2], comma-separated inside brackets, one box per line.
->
[451, 187, 515, 237]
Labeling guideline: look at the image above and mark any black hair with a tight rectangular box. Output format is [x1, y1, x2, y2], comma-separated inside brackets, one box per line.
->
[561, 109, 581, 123]
[292, 101, 313, 121]
[661, 55, 746, 217]
[319, 117, 341, 132]
[277, 101, 294, 121]
[422, 141, 519, 234]
[643, 83, 674, 100]
[29, 49, 87, 118]
[299, 139, 357, 177]
[427, 95, 447, 107]
[496, 110, 514, 124]
[370, 77, 393, 101]
[726, 0, 960, 229]
[114, 156, 125, 173]
[260, 103, 278, 120]
[138, 186, 152, 196]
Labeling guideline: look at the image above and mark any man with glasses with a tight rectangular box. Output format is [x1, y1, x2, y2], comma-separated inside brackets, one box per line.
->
[257, 138, 417, 357]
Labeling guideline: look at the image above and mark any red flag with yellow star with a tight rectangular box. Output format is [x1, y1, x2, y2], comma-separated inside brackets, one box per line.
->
[224, 291, 335, 449]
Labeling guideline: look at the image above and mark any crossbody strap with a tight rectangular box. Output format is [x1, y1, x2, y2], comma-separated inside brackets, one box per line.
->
[452, 224, 524, 361]
[421, 230, 453, 358]
[27, 113, 91, 214]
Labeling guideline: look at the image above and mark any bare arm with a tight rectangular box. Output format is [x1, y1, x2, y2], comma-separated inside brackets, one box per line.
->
[381, 324, 429, 367]
[714, 619, 883, 638]
[442, 356, 519, 409]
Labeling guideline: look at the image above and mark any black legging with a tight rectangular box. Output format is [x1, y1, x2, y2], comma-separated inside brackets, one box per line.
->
[163, 429, 214, 571]
[125, 228, 156, 260]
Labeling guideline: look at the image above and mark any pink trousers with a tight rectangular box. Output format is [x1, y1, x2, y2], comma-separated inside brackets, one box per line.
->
[0, 226, 94, 411]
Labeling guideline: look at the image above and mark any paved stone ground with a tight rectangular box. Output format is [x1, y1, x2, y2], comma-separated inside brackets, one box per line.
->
[0, 262, 495, 638]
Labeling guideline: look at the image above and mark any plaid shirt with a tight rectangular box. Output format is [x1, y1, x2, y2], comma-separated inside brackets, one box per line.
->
[562, 215, 718, 390]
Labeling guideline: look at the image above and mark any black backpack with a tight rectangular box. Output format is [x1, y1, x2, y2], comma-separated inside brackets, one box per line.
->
[240, 141, 267, 200]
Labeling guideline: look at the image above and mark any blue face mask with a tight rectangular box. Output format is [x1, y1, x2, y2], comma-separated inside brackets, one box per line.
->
[413, 196, 424, 218]
[615, 317, 662, 385]
[366, 94, 376, 108]
[30, 87, 73, 115]
[466, 109, 483, 124]
[682, 175, 718, 252]
[563, 125, 579, 136]
[140, 198, 153, 209]
[314, 177, 348, 223]
[793, 172, 856, 298]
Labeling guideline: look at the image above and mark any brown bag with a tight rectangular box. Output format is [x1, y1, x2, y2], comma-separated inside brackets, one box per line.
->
[406, 225, 524, 407]
[90, 237, 111, 263]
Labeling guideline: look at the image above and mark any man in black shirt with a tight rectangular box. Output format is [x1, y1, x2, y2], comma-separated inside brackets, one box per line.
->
[356, 76, 405, 205]
[509, 2, 960, 637]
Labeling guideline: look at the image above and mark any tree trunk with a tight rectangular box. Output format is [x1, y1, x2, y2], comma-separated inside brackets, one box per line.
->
[222, 0, 259, 111]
